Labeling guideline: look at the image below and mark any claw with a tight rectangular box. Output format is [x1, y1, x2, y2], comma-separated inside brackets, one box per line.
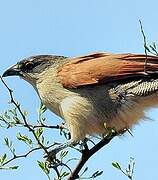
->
[44, 140, 77, 161]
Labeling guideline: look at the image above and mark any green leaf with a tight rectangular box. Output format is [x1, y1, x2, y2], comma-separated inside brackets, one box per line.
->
[39, 102, 47, 115]
[1, 154, 7, 164]
[0, 166, 19, 170]
[60, 171, 70, 178]
[80, 167, 88, 177]
[9, 166, 19, 170]
[152, 42, 157, 49]
[37, 160, 50, 175]
[37, 160, 45, 169]
[83, 167, 88, 173]
[4, 111, 10, 120]
[91, 170, 103, 178]
[41, 136, 45, 144]
[60, 150, 68, 160]
[17, 133, 32, 145]
[13, 117, 21, 124]
[4, 137, 10, 147]
[35, 128, 44, 139]
[112, 162, 121, 170]
[23, 111, 28, 116]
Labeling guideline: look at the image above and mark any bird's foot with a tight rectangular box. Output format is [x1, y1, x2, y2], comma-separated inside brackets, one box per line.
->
[44, 141, 77, 162]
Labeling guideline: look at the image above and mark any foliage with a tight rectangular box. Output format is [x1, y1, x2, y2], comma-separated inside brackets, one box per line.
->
[112, 158, 135, 180]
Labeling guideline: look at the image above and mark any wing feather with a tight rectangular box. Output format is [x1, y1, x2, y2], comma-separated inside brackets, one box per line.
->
[57, 52, 158, 88]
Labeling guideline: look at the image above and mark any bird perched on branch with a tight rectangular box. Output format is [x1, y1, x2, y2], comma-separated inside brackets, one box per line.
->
[3, 52, 158, 154]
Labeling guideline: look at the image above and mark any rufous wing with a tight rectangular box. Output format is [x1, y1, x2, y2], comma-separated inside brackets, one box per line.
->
[57, 52, 158, 88]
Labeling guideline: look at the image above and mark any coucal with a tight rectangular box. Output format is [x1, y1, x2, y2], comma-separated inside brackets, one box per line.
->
[2, 52, 158, 154]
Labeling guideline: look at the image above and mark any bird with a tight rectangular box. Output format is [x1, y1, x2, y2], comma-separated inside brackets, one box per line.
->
[2, 52, 158, 155]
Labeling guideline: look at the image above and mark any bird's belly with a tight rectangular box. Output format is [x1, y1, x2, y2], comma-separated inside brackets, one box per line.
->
[60, 91, 158, 140]
[60, 95, 109, 141]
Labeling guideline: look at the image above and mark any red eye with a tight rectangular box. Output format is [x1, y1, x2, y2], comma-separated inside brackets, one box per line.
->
[25, 62, 34, 70]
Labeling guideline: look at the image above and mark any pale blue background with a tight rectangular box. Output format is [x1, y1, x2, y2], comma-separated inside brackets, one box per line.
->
[0, 0, 158, 179]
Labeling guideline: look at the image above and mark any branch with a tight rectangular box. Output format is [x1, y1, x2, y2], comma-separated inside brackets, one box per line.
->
[68, 131, 117, 180]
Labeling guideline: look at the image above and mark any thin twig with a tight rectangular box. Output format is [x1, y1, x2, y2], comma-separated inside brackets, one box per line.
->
[139, 19, 148, 73]
[0, 76, 48, 154]
[1, 76, 63, 178]
[32, 123, 66, 130]
[2, 147, 41, 166]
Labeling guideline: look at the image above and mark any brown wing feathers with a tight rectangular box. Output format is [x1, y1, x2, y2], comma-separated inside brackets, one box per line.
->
[57, 53, 158, 88]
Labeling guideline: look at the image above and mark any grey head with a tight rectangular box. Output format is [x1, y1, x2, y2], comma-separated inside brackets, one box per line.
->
[3, 55, 67, 78]
[2, 55, 67, 87]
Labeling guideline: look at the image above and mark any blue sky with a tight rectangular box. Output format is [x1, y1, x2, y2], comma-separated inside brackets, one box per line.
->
[0, 0, 158, 179]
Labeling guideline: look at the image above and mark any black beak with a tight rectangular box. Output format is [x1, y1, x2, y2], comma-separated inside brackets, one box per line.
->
[2, 64, 21, 77]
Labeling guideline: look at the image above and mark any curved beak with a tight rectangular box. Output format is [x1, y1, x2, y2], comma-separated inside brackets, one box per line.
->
[2, 64, 21, 77]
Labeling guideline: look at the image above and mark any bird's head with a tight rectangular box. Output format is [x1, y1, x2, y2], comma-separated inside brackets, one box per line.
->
[2, 55, 67, 86]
